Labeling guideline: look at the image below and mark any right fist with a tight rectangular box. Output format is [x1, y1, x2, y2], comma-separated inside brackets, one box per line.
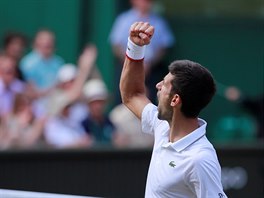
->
[129, 22, 155, 46]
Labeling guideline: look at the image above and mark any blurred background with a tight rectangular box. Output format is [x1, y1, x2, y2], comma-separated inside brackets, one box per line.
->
[0, 0, 263, 197]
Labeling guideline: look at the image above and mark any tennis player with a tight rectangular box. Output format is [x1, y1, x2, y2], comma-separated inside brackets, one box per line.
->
[120, 22, 227, 198]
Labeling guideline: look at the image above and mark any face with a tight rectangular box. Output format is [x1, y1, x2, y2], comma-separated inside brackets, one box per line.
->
[34, 32, 55, 58]
[5, 38, 25, 60]
[0, 56, 16, 85]
[88, 99, 106, 119]
[131, 0, 153, 13]
[156, 73, 174, 121]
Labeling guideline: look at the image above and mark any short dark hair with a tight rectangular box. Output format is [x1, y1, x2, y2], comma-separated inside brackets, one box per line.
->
[168, 60, 216, 118]
[3, 32, 27, 49]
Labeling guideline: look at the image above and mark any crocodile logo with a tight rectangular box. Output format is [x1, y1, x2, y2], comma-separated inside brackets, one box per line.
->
[169, 161, 176, 168]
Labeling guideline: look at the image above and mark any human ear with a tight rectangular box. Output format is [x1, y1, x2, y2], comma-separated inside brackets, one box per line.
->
[170, 94, 181, 107]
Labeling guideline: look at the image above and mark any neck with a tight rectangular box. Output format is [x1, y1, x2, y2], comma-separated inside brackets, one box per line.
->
[168, 113, 199, 143]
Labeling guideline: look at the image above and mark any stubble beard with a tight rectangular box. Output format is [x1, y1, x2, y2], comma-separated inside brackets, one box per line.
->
[157, 103, 173, 122]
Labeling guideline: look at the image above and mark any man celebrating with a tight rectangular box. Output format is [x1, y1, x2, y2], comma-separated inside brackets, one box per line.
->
[120, 22, 227, 197]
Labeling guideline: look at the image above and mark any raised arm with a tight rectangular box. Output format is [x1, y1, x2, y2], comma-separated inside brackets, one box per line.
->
[67, 45, 97, 102]
[120, 22, 154, 119]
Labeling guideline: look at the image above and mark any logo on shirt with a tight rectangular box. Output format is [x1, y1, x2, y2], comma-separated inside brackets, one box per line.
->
[218, 193, 225, 198]
[169, 161, 176, 168]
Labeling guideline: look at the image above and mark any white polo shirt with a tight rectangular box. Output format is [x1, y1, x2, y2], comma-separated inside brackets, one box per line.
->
[142, 103, 227, 198]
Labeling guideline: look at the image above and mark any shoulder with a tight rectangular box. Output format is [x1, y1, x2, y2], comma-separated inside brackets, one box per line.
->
[10, 79, 26, 92]
[188, 142, 220, 176]
[20, 51, 40, 69]
[21, 51, 39, 61]
[46, 117, 62, 129]
[191, 137, 217, 162]
[52, 54, 65, 64]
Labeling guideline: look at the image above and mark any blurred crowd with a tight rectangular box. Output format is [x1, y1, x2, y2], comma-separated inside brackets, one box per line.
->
[0, 27, 156, 150]
[0, 28, 156, 150]
[0, 0, 262, 150]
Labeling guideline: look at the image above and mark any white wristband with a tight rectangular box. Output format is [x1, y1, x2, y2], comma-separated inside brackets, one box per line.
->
[126, 37, 145, 61]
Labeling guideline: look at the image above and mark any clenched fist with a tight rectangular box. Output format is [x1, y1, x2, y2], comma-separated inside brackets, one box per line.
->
[129, 22, 155, 46]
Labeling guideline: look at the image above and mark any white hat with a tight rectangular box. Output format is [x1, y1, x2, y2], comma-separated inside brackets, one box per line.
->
[83, 79, 108, 102]
[57, 64, 77, 83]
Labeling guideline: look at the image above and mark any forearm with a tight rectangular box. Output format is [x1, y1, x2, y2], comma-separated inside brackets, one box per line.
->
[68, 45, 97, 102]
[120, 57, 146, 104]
[67, 68, 90, 102]
[119, 22, 154, 118]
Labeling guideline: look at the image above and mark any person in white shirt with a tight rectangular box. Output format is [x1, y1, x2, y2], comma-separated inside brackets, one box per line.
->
[119, 22, 227, 198]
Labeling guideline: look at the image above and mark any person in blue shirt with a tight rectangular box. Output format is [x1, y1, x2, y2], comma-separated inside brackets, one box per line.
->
[109, 0, 175, 104]
[20, 29, 64, 92]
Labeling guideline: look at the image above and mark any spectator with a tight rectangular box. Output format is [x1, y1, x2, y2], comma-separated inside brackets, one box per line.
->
[44, 101, 92, 149]
[44, 45, 98, 118]
[109, 103, 154, 148]
[0, 115, 7, 148]
[1, 31, 27, 80]
[109, 0, 175, 104]
[43, 45, 98, 149]
[81, 79, 118, 147]
[20, 29, 64, 92]
[224, 86, 263, 140]
[0, 93, 46, 150]
[0, 54, 25, 118]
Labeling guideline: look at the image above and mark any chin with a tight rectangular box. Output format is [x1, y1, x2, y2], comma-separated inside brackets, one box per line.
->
[157, 109, 164, 120]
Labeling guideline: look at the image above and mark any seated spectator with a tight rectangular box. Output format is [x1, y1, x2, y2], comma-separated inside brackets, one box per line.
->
[20, 29, 64, 92]
[0, 93, 46, 150]
[81, 79, 118, 147]
[209, 83, 262, 143]
[43, 45, 98, 149]
[43, 45, 98, 119]
[0, 54, 25, 118]
[1, 31, 27, 80]
[109, 103, 154, 148]
[224, 86, 263, 140]
[49, 64, 88, 123]
[0, 116, 7, 148]
[44, 101, 92, 149]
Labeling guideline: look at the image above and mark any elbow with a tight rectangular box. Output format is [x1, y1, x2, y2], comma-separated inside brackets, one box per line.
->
[120, 90, 131, 106]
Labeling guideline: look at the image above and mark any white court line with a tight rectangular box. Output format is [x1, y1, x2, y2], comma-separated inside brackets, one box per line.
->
[0, 189, 101, 198]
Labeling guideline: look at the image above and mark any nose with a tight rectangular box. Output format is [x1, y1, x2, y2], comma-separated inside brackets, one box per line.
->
[156, 81, 161, 90]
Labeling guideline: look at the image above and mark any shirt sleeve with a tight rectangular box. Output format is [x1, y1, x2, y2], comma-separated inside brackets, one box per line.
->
[141, 103, 159, 135]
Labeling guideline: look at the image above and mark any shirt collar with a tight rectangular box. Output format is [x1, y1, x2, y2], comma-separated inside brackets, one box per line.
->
[162, 118, 207, 152]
